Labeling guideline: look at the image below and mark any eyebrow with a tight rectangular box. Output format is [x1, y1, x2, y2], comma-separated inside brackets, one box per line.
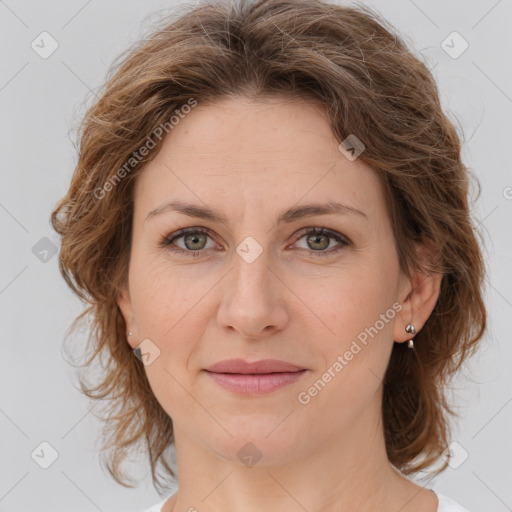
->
[145, 200, 367, 226]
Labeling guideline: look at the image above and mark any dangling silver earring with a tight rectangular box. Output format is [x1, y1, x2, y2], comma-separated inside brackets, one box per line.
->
[405, 324, 416, 349]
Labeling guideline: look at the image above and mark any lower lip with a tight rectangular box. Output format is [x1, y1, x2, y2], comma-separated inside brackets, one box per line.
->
[204, 370, 308, 395]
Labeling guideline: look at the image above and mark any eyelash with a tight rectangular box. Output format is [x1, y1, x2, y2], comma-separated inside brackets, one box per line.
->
[159, 226, 350, 258]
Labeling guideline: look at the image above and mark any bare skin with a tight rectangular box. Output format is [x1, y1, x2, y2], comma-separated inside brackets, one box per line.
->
[118, 95, 442, 512]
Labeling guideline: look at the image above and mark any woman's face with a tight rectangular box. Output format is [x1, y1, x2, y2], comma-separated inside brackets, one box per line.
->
[118, 95, 420, 466]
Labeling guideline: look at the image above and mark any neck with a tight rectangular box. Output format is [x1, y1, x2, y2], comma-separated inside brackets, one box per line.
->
[164, 393, 437, 512]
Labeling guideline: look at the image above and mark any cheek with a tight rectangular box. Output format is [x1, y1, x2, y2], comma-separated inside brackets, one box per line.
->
[130, 252, 204, 331]
[303, 258, 398, 394]
[309, 259, 396, 341]
[128, 254, 213, 368]
[129, 261, 204, 420]
[297, 286, 396, 432]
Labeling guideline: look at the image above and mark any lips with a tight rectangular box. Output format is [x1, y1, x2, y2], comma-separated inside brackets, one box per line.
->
[203, 359, 308, 395]
[205, 358, 305, 374]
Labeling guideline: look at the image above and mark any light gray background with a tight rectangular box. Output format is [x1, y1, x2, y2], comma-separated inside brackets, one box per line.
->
[1, 0, 511, 511]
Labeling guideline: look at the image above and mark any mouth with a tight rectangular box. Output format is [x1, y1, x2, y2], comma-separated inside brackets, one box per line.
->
[203, 359, 308, 395]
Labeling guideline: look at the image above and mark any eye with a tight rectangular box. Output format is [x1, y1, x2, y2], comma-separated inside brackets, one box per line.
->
[160, 226, 350, 257]
[292, 227, 350, 257]
[161, 227, 218, 255]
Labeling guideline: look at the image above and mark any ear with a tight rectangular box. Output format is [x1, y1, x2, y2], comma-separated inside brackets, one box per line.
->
[393, 240, 443, 344]
[117, 283, 138, 349]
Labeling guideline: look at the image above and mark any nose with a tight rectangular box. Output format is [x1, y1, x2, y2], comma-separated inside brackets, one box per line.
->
[216, 246, 290, 340]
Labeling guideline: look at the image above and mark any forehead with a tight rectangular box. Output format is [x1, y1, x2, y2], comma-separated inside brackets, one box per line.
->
[153, 96, 344, 166]
[134, 96, 384, 223]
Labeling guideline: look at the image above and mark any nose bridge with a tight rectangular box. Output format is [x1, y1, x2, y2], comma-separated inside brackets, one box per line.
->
[216, 233, 288, 337]
[231, 236, 273, 300]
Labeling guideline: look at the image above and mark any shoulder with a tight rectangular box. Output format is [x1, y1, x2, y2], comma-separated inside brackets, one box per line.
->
[436, 493, 472, 512]
[141, 497, 170, 512]
[142, 492, 472, 512]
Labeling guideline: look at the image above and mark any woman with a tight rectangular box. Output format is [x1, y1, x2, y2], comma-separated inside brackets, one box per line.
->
[51, 1, 486, 511]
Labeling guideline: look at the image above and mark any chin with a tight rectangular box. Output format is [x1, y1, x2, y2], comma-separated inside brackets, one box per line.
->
[201, 418, 306, 468]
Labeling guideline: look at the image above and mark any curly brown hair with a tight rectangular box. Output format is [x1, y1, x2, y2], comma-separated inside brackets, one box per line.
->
[51, 0, 487, 494]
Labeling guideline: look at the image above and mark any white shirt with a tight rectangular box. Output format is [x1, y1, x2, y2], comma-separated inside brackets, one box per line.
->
[143, 491, 471, 511]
